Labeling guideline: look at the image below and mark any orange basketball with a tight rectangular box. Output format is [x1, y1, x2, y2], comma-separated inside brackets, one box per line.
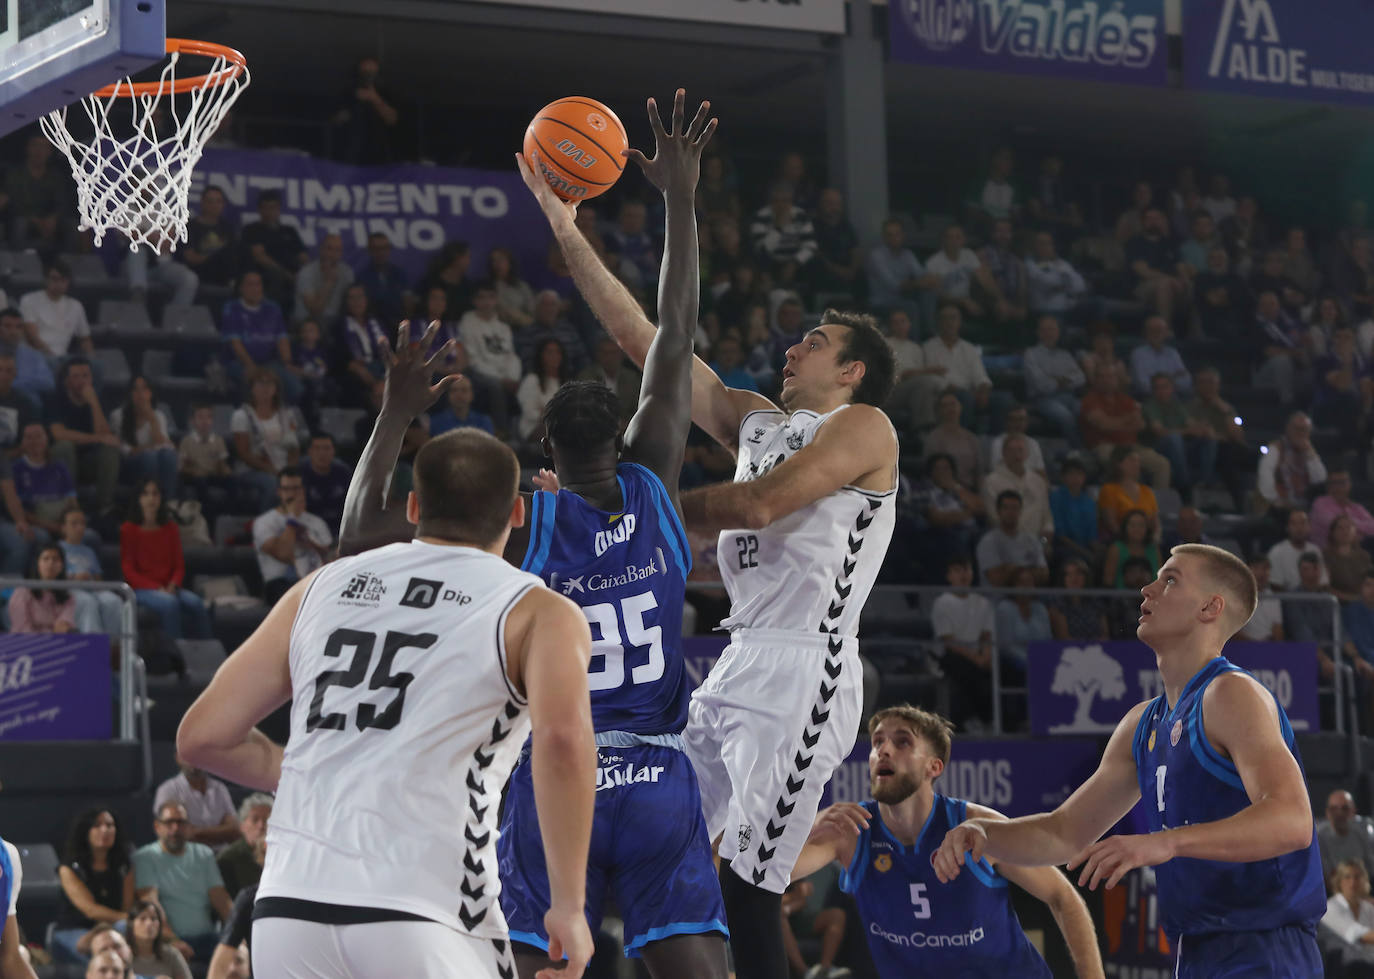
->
[523, 97, 628, 202]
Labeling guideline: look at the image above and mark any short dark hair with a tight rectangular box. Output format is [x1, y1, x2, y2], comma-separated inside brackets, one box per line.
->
[257, 189, 282, 206]
[924, 452, 955, 476]
[412, 429, 520, 546]
[1060, 456, 1087, 475]
[473, 279, 497, 296]
[0, 306, 20, 320]
[996, 489, 1023, 508]
[1298, 552, 1321, 567]
[819, 309, 895, 407]
[946, 553, 972, 571]
[868, 705, 954, 766]
[543, 380, 621, 455]
[202, 184, 226, 200]
[309, 432, 335, 447]
[277, 466, 302, 485]
[46, 259, 71, 279]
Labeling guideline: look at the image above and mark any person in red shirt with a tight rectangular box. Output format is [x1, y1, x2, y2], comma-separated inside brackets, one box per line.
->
[1078, 364, 1171, 489]
[120, 480, 211, 639]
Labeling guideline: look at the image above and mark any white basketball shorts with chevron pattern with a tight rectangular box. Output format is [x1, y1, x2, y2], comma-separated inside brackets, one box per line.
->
[253, 918, 518, 978]
[684, 627, 863, 894]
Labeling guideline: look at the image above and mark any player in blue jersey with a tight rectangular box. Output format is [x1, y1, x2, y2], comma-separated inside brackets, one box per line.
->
[1, 834, 39, 979]
[935, 543, 1327, 978]
[340, 90, 728, 979]
[791, 705, 1103, 979]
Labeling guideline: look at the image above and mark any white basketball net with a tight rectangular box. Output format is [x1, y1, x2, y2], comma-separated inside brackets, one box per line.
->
[39, 48, 250, 254]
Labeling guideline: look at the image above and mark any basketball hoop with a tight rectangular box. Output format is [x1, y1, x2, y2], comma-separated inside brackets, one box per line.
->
[40, 38, 250, 253]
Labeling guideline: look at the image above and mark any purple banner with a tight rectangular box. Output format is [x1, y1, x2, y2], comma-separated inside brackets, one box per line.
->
[188, 148, 555, 289]
[1185, 0, 1374, 106]
[0, 633, 110, 740]
[889, 0, 1168, 86]
[1028, 640, 1319, 736]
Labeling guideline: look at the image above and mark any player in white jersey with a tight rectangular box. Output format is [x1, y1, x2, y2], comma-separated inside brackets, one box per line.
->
[177, 413, 597, 979]
[519, 167, 899, 979]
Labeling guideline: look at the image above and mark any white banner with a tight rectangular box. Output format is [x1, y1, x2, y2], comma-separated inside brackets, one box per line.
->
[472, 0, 845, 34]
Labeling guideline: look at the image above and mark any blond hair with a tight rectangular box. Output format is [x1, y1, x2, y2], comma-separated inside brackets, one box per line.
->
[1332, 860, 1371, 899]
[868, 705, 954, 765]
[1170, 543, 1258, 633]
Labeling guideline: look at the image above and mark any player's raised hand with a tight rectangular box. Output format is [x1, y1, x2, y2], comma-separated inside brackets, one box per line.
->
[541, 905, 593, 979]
[933, 822, 989, 884]
[516, 150, 579, 231]
[375, 320, 459, 421]
[531, 467, 561, 493]
[623, 88, 718, 198]
[1066, 832, 1174, 891]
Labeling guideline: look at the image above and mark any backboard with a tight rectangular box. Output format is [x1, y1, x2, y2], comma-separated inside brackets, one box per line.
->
[0, 0, 165, 139]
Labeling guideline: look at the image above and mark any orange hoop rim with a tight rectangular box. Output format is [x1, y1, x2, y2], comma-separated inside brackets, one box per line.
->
[93, 38, 248, 98]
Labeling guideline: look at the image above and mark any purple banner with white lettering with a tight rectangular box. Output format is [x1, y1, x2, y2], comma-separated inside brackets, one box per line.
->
[1184, 0, 1374, 106]
[1027, 640, 1319, 736]
[0, 633, 110, 740]
[188, 148, 554, 287]
[889, 0, 1168, 86]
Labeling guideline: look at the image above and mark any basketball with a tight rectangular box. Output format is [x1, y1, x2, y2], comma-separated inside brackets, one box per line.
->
[523, 97, 628, 202]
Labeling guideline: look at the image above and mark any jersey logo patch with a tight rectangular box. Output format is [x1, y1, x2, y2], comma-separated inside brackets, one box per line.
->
[1148, 729, 1157, 752]
[874, 853, 892, 873]
[738, 823, 753, 852]
[558, 575, 585, 596]
[786, 430, 805, 451]
[1170, 719, 1183, 746]
[340, 572, 386, 606]
[398, 576, 473, 609]
[748, 426, 766, 444]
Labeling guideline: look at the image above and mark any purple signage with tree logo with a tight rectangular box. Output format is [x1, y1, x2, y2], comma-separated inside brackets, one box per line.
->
[0, 633, 111, 741]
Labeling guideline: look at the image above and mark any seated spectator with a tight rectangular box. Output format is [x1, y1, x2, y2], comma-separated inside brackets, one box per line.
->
[921, 303, 1007, 432]
[976, 490, 1048, 587]
[11, 421, 78, 538]
[1258, 411, 1327, 512]
[965, 146, 1020, 231]
[1050, 456, 1098, 566]
[341, 283, 389, 400]
[1025, 232, 1091, 322]
[978, 218, 1028, 329]
[0, 305, 56, 400]
[708, 333, 758, 394]
[354, 232, 410, 325]
[421, 241, 476, 318]
[179, 185, 238, 289]
[990, 404, 1047, 477]
[910, 452, 983, 574]
[290, 319, 334, 423]
[925, 225, 993, 320]
[1080, 369, 1171, 491]
[20, 261, 93, 361]
[47, 357, 120, 512]
[487, 246, 535, 330]
[334, 56, 398, 164]
[713, 263, 764, 334]
[120, 480, 211, 640]
[1254, 289, 1311, 405]
[252, 467, 331, 603]
[516, 339, 571, 444]
[1315, 470, 1374, 548]
[1220, 195, 1268, 278]
[215, 794, 271, 899]
[1108, 557, 1157, 639]
[1314, 325, 1372, 445]
[127, 234, 198, 306]
[51, 808, 131, 964]
[1130, 315, 1193, 399]
[1238, 555, 1285, 641]
[1143, 373, 1211, 498]
[458, 282, 521, 434]
[1026, 154, 1084, 241]
[1098, 446, 1161, 541]
[293, 232, 353, 325]
[883, 308, 941, 434]
[1124, 209, 1188, 325]
[922, 389, 982, 491]
[127, 900, 191, 979]
[810, 188, 862, 299]
[59, 505, 122, 637]
[0, 348, 39, 462]
[866, 218, 936, 326]
[1283, 227, 1321, 300]
[221, 271, 300, 404]
[405, 286, 460, 363]
[1269, 508, 1329, 592]
[1321, 862, 1374, 977]
[1178, 210, 1219, 274]
[132, 802, 233, 963]
[1326, 516, 1373, 603]
[1049, 559, 1109, 641]
[239, 189, 307, 307]
[780, 866, 848, 979]
[108, 376, 178, 500]
[1184, 367, 1253, 511]
[1319, 792, 1374, 888]
[698, 153, 740, 222]
[1078, 321, 1130, 392]
[81, 923, 133, 969]
[519, 289, 587, 376]
[1192, 246, 1249, 340]
[606, 199, 662, 289]
[1284, 555, 1335, 671]
[1202, 173, 1237, 224]
[983, 434, 1052, 542]
[1023, 315, 1085, 442]
[1332, 236, 1374, 320]
[1344, 574, 1374, 711]
[749, 182, 816, 282]
[154, 759, 239, 853]
[1102, 509, 1162, 588]
[931, 555, 994, 731]
[7, 544, 76, 632]
[1306, 295, 1347, 360]
[995, 566, 1050, 677]
[1162, 505, 1213, 552]
[178, 404, 234, 516]
[6, 134, 69, 250]
[1114, 180, 1154, 244]
[429, 375, 493, 437]
[230, 369, 304, 511]
[300, 433, 350, 537]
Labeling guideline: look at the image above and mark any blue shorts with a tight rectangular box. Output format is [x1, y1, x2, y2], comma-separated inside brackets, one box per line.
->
[498, 740, 728, 957]
[1177, 923, 1321, 978]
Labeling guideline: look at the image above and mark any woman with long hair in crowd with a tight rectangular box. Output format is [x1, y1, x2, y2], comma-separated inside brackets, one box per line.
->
[229, 367, 304, 511]
[108, 375, 178, 500]
[120, 479, 212, 640]
[50, 808, 132, 963]
[516, 338, 571, 443]
[1101, 508, 1162, 588]
[6, 544, 76, 634]
[127, 900, 191, 979]
[487, 246, 535, 328]
[1049, 558, 1109, 641]
[1325, 514, 1373, 603]
[1321, 861, 1374, 977]
[1097, 445, 1160, 540]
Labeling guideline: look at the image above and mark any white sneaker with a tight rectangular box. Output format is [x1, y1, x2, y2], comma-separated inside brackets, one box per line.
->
[804, 967, 851, 979]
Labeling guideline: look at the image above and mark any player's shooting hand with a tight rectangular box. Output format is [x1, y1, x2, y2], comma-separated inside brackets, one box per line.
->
[623, 88, 718, 199]
[809, 803, 871, 847]
[1067, 832, 1174, 891]
[932, 822, 988, 884]
[516, 151, 579, 231]
[540, 905, 593, 979]
[376, 320, 459, 421]
[532, 468, 560, 493]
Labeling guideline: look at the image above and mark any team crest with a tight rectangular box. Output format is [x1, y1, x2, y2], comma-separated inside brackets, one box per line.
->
[786, 431, 805, 451]
[874, 853, 892, 873]
[1148, 729, 1156, 752]
[738, 824, 753, 851]
[1170, 719, 1183, 746]
[748, 427, 766, 444]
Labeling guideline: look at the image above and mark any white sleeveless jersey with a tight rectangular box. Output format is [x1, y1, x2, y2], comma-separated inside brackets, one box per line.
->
[718, 405, 897, 637]
[258, 539, 542, 940]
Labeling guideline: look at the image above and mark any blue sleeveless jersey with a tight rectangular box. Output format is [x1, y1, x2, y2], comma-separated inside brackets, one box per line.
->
[520, 463, 692, 736]
[1130, 657, 1326, 940]
[839, 797, 1050, 979]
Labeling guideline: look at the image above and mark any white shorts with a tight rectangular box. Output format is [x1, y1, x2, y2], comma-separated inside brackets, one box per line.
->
[684, 628, 862, 894]
[253, 917, 517, 978]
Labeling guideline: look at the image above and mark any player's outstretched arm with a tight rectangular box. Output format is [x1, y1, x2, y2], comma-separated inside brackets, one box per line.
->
[619, 90, 716, 505]
[791, 803, 870, 881]
[933, 702, 1147, 883]
[337, 320, 458, 556]
[1, 914, 38, 979]
[681, 401, 897, 534]
[516, 149, 772, 454]
[176, 573, 316, 791]
[1070, 673, 1314, 892]
[507, 588, 596, 979]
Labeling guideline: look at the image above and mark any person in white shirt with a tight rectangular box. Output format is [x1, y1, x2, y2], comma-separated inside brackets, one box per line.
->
[457, 282, 521, 434]
[19, 261, 92, 360]
[884, 309, 941, 433]
[514, 337, 569, 442]
[1025, 232, 1089, 318]
[989, 405, 1047, 477]
[867, 219, 938, 328]
[1237, 555, 1285, 641]
[1257, 411, 1327, 510]
[983, 435, 1053, 542]
[1267, 508, 1329, 592]
[1023, 315, 1086, 441]
[921, 303, 1009, 432]
[931, 555, 995, 732]
[1319, 860, 1374, 971]
[153, 759, 241, 853]
[925, 225, 996, 319]
[251, 466, 331, 603]
[293, 233, 354, 325]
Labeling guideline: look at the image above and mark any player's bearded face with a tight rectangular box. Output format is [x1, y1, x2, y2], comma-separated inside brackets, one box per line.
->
[871, 769, 921, 804]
